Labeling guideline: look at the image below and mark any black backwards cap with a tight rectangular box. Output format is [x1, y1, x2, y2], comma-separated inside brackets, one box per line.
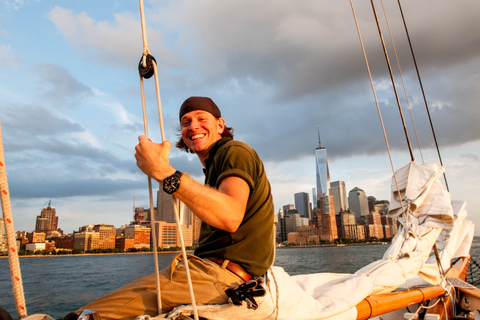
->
[179, 96, 221, 121]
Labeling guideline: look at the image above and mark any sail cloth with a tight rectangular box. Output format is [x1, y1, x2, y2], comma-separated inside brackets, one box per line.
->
[165, 162, 474, 320]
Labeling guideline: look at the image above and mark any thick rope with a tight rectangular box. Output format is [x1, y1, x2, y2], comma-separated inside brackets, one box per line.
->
[138, 1, 199, 319]
[0, 119, 28, 319]
[139, 74, 163, 315]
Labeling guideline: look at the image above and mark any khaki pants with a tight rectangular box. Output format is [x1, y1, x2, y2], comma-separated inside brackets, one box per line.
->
[77, 254, 244, 320]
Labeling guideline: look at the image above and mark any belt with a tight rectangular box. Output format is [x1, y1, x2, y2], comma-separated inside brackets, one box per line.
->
[207, 257, 252, 282]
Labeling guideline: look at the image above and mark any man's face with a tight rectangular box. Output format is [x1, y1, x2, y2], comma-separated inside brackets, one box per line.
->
[180, 110, 225, 156]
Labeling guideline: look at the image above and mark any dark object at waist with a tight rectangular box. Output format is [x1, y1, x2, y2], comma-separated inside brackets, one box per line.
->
[206, 257, 252, 282]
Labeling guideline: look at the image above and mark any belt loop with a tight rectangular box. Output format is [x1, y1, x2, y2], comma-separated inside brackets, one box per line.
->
[221, 259, 230, 269]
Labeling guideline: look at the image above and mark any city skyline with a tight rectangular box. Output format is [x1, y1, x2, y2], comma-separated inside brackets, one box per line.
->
[1, 1, 478, 234]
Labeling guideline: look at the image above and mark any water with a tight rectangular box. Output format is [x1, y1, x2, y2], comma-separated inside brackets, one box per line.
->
[1, 241, 479, 319]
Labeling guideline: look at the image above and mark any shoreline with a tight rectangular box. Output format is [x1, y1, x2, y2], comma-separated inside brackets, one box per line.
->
[1, 242, 388, 258]
[0, 250, 191, 259]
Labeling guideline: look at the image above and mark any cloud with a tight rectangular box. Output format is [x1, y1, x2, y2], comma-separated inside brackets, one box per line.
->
[1, 103, 84, 141]
[147, 1, 480, 165]
[0, 43, 21, 69]
[33, 62, 93, 107]
[46, 6, 171, 69]
[1, 0, 25, 10]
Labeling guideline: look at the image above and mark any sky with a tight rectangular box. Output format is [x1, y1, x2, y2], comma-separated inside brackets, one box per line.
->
[0, 0, 479, 235]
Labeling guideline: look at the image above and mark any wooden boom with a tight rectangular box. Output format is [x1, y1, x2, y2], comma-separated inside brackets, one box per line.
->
[356, 257, 470, 320]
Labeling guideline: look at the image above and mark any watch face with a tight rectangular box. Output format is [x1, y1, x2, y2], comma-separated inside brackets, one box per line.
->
[164, 178, 179, 193]
[163, 171, 182, 194]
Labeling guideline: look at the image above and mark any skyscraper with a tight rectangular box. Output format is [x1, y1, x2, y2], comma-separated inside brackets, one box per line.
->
[330, 180, 348, 215]
[315, 128, 330, 205]
[35, 200, 58, 233]
[348, 187, 369, 221]
[157, 189, 192, 225]
[294, 192, 310, 219]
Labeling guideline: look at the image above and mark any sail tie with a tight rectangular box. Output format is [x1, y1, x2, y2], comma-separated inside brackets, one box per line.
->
[137, 1, 199, 319]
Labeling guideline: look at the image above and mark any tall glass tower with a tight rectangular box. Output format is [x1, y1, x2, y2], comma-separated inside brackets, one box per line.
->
[315, 128, 330, 204]
[330, 180, 347, 215]
[294, 192, 310, 219]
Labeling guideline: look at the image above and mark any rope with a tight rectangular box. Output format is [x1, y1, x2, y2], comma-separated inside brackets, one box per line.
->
[379, 0, 424, 164]
[0, 119, 28, 319]
[349, 0, 407, 221]
[137, 1, 199, 319]
[396, 0, 449, 191]
[369, 0, 415, 162]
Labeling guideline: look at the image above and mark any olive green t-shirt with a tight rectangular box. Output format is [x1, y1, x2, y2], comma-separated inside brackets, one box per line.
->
[194, 137, 275, 276]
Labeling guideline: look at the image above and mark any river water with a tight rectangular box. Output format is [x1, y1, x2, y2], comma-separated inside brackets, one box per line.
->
[1, 240, 479, 319]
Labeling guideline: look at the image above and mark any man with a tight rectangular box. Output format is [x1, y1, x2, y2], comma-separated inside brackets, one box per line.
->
[77, 96, 275, 319]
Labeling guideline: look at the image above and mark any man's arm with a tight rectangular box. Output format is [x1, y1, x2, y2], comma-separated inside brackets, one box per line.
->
[135, 136, 249, 232]
[174, 174, 249, 232]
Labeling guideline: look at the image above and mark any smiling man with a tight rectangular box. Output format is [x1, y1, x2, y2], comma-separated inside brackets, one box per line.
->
[76, 96, 275, 320]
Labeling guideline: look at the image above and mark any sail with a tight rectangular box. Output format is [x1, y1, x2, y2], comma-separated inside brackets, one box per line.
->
[166, 162, 474, 320]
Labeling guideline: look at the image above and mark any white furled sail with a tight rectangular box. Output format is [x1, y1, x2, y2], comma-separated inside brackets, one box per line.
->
[165, 162, 474, 320]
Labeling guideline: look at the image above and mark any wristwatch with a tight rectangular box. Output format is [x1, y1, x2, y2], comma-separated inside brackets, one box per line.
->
[163, 170, 183, 194]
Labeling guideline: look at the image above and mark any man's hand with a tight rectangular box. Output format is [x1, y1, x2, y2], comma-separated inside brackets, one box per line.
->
[134, 136, 176, 182]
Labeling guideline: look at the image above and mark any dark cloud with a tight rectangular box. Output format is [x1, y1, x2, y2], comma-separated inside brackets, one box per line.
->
[33, 62, 93, 106]
[8, 172, 145, 198]
[1, 103, 84, 140]
[151, 1, 480, 164]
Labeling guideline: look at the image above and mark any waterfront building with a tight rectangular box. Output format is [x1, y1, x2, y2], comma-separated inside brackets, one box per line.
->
[296, 225, 321, 239]
[26, 242, 46, 252]
[26, 231, 45, 243]
[383, 225, 393, 238]
[294, 192, 310, 219]
[336, 210, 356, 240]
[156, 190, 195, 246]
[73, 232, 99, 251]
[45, 241, 55, 252]
[93, 224, 116, 249]
[153, 221, 178, 249]
[124, 225, 151, 249]
[54, 234, 74, 249]
[348, 187, 369, 222]
[361, 212, 384, 239]
[315, 130, 331, 205]
[115, 236, 135, 251]
[330, 181, 348, 215]
[279, 215, 295, 243]
[287, 232, 305, 245]
[311, 195, 338, 242]
[35, 200, 58, 233]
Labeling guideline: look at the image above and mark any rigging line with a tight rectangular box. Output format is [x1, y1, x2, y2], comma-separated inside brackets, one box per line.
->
[137, 1, 199, 319]
[0, 120, 28, 319]
[379, 0, 424, 164]
[349, 0, 408, 222]
[369, 0, 415, 162]
[139, 71, 163, 316]
[396, 0, 449, 192]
